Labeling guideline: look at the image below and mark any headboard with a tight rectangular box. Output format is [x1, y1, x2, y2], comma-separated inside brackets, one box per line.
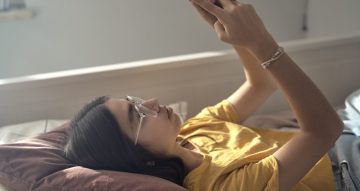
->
[1, 33, 360, 127]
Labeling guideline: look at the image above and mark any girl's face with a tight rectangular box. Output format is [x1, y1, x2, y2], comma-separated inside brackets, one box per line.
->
[105, 97, 182, 156]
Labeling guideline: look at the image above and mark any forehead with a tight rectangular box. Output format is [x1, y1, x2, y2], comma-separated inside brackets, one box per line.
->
[105, 98, 133, 136]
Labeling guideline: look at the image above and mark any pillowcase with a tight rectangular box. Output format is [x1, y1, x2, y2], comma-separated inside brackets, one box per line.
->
[0, 120, 48, 144]
[338, 87, 360, 136]
[0, 122, 188, 191]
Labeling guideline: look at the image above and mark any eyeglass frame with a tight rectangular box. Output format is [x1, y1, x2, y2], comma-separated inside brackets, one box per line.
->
[126, 96, 158, 145]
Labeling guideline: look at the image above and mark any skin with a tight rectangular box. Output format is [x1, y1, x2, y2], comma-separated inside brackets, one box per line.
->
[103, 1, 343, 190]
[105, 98, 204, 172]
[191, 0, 343, 190]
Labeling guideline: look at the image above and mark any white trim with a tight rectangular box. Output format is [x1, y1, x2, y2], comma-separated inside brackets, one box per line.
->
[1, 33, 360, 126]
[281, 32, 360, 52]
[1, 33, 359, 86]
[0, 51, 236, 86]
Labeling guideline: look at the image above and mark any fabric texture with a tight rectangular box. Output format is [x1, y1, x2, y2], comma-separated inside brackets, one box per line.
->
[0, 122, 188, 191]
[330, 87, 360, 190]
[329, 133, 360, 191]
[0, 98, 347, 191]
[180, 100, 336, 191]
[337, 88, 360, 136]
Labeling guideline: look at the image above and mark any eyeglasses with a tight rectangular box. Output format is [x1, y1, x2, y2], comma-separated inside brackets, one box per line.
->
[126, 96, 158, 145]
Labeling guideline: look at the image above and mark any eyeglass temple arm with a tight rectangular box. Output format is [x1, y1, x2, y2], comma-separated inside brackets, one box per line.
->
[134, 116, 144, 145]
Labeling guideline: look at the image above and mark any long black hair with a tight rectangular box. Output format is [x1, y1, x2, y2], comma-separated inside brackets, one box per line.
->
[64, 96, 186, 185]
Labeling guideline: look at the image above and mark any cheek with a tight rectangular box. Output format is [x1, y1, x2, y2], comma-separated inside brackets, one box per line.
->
[147, 123, 175, 141]
[140, 121, 167, 139]
[147, 117, 178, 133]
[139, 121, 177, 149]
[140, 130, 172, 154]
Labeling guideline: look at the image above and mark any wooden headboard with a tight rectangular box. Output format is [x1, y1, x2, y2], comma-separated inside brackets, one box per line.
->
[1, 33, 360, 127]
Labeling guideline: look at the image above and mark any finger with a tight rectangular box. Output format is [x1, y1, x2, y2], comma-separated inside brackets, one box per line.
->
[191, 2, 217, 27]
[218, 0, 236, 10]
[213, 20, 227, 40]
[191, 0, 226, 20]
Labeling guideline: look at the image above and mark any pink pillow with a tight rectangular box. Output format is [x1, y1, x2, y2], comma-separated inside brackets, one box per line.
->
[0, 123, 188, 191]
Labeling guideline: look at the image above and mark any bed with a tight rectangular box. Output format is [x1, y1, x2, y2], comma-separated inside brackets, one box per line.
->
[1, 33, 360, 191]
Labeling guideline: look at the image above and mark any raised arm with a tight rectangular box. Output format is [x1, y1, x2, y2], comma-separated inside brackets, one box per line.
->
[227, 47, 278, 124]
[191, 0, 279, 124]
[253, 43, 344, 191]
[190, 0, 344, 190]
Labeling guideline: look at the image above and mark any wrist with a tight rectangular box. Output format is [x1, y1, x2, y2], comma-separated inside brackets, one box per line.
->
[232, 45, 253, 57]
[249, 37, 279, 62]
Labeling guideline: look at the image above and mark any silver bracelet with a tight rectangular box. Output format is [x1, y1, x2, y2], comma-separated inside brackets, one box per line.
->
[260, 46, 285, 69]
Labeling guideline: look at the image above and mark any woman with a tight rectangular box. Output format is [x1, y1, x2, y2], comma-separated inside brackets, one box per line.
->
[64, 0, 346, 190]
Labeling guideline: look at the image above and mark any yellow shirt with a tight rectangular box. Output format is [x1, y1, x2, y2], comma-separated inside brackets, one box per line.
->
[179, 100, 336, 191]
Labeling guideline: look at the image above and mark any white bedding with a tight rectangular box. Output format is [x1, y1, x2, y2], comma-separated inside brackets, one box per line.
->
[0, 119, 67, 145]
[338, 88, 360, 136]
[0, 184, 11, 191]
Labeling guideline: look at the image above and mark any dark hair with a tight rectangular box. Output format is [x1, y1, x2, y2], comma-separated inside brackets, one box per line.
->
[64, 96, 186, 185]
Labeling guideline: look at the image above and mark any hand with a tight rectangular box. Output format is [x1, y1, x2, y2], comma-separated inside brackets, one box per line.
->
[190, 0, 278, 57]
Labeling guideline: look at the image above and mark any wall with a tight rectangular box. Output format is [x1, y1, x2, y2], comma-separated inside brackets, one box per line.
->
[306, 0, 360, 38]
[0, 0, 307, 79]
[1, 34, 360, 126]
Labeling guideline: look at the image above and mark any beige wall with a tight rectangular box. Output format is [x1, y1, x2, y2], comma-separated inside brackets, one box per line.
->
[0, 0, 307, 79]
[307, 0, 360, 37]
[1, 34, 359, 126]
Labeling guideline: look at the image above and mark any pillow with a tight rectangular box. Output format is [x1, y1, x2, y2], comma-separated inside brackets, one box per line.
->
[0, 120, 47, 144]
[168, 101, 187, 123]
[338, 87, 360, 136]
[0, 122, 188, 191]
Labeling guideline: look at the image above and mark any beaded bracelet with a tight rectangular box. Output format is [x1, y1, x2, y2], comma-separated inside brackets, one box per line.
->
[260, 46, 285, 69]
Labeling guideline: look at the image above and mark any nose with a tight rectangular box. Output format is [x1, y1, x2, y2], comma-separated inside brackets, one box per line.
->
[142, 98, 160, 112]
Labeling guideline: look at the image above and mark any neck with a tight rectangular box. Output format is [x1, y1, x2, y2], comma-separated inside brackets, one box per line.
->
[173, 144, 204, 173]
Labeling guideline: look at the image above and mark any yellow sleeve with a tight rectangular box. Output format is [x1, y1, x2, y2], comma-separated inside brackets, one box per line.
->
[217, 155, 279, 191]
[190, 100, 241, 123]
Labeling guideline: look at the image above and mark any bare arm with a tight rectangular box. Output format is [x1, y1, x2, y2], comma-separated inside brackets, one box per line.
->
[253, 41, 344, 191]
[227, 47, 278, 123]
[190, 0, 344, 190]
[191, 0, 280, 124]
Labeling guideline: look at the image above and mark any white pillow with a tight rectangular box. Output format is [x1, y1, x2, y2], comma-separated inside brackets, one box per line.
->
[340, 88, 360, 136]
[0, 120, 47, 144]
[168, 101, 188, 123]
[0, 183, 13, 191]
